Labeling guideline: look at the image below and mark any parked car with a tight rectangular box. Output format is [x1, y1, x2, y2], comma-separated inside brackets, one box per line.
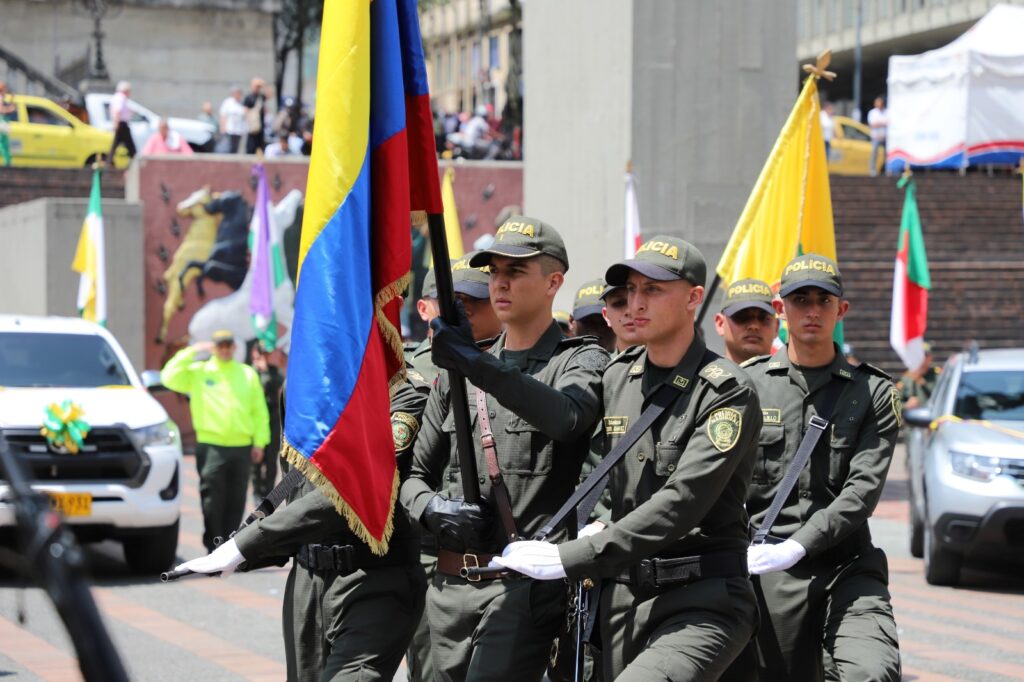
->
[0, 315, 182, 574]
[4, 94, 129, 169]
[84, 93, 216, 153]
[828, 115, 884, 176]
[904, 347, 1024, 586]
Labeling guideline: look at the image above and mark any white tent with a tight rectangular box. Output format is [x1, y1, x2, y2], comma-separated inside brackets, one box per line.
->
[887, 4, 1024, 172]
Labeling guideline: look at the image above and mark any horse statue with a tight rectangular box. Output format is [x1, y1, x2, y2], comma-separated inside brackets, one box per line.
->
[188, 189, 304, 359]
[157, 186, 221, 343]
[177, 191, 251, 298]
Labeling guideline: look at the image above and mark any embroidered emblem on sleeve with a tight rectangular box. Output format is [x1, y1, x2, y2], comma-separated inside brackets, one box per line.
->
[391, 412, 420, 452]
[707, 408, 742, 452]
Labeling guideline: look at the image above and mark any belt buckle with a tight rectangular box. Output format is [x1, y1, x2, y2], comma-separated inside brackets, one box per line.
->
[461, 553, 481, 582]
[809, 415, 829, 430]
[637, 559, 656, 587]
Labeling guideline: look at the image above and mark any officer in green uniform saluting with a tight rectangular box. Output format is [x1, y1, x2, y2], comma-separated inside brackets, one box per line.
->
[400, 216, 607, 681]
[496, 235, 762, 681]
[742, 254, 901, 681]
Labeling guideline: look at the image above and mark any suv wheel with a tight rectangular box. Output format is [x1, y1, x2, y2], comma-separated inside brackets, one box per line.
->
[123, 519, 179, 575]
[923, 509, 962, 586]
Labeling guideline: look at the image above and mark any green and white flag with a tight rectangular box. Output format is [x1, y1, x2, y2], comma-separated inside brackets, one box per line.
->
[71, 168, 106, 326]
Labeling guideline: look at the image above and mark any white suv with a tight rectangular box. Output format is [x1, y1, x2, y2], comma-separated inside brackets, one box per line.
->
[0, 316, 182, 574]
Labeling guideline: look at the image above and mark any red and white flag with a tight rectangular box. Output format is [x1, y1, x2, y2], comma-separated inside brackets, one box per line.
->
[624, 169, 642, 258]
[890, 176, 931, 369]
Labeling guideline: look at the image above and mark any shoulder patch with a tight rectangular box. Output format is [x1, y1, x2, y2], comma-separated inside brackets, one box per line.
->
[574, 347, 610, 371]
[699, 361, 736, 387]
[740, 354, 771, 368]
[391, 412, 420, 452]
[707, 408, 742, 452]
[890, 387, 903, 428]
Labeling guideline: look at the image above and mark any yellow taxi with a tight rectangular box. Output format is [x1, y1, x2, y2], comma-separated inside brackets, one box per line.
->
[4, 94, 129, 169]
[828, 115, 883, 176]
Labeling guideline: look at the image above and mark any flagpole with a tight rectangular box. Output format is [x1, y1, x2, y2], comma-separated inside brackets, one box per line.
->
[695, 274, 720, 327]
[425, 212, 481, 503]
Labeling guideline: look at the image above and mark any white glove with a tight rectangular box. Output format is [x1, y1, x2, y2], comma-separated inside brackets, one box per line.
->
[174, 538, 245, 577]
[747, 539, 807, 575]
[488, 540, 567, 580]
[577, 522, 605, 538]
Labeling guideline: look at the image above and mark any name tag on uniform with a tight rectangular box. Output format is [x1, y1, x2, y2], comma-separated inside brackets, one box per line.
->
[761, 408, 782, 424]
[604, 416, 629, 435]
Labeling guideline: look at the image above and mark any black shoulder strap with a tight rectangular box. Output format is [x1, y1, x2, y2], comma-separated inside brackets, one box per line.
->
[534, 350, 716, 541]
[751, 379, 847, 545]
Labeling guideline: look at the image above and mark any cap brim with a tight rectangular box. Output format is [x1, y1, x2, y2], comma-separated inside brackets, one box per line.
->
[605, 260, 680, 286]
[722, 301, 776, 317]
[453, 280, 490, 299]
[778, 281, 843, 298]
[599, 285, 623, 301]
[469, 245, 540, 267]
[572, 304, 604, 319]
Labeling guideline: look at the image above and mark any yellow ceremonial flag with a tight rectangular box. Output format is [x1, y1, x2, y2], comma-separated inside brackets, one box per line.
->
[716, 64, 836, 291]
[441, 166, 464, 259]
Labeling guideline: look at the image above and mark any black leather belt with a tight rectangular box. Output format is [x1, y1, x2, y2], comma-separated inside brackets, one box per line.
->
[296, 543, 356, 573]
[616, 553, 747, 588]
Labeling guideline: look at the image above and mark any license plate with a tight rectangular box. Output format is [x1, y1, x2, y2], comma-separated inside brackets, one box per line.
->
[48, 492, 92, 517]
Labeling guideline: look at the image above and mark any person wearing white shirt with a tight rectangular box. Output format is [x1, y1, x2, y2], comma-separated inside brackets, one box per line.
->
[219, 87, 247, 154]
[108, 81, 137, 162]
[820, 101, 835, 161]
[867, 96, 887, 176]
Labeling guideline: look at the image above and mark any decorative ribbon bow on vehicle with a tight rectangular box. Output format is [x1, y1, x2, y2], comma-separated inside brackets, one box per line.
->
[40, 400, 91, 454]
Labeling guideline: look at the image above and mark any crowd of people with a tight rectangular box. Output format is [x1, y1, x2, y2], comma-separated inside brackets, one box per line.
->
[434, 103, 521, 161]
[173, 214, 904, 682]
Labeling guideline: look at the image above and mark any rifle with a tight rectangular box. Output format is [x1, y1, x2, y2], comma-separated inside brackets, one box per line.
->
[0, 431, 129, 682]
[425, 212, 481, 502]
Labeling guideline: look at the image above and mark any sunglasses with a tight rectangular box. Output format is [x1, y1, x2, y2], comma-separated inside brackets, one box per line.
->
[215, 341, 235, 348]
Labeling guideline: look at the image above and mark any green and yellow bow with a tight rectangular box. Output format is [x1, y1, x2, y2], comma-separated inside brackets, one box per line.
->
[40, 400, 90, 454]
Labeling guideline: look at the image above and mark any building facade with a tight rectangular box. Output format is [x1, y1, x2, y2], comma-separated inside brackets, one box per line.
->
[419, 0, 521, 116]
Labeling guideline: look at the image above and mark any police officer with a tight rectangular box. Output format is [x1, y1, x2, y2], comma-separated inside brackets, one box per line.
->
[160, 330, 270, 552]
[405, 253, 502, 682]
[599, 284, 639, 355]
[400, 216, 607, 681]
[175, 374, 429, 682]
[743, 254, 901, 681]
[570, 278, 616, 352]
[407, 252, 501, 386]
[897, 341, 939, 409]
[713, 278, 778, 364]
[497, 236, 761, 681]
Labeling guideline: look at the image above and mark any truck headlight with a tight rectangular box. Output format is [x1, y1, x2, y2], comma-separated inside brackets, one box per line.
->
[950, 451, 1004, 482]
[131, 421, 178, 449]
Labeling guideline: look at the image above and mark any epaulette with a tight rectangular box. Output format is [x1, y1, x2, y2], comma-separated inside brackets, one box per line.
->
[559, 334, 600, 348]
[699, 359, 739, 388]
[476, 336, 499, 350]
[740, 353, 771, 368]
[610, 344, 644, 367]
[858, 361, 893, 381]
[402, 340, 419, 353]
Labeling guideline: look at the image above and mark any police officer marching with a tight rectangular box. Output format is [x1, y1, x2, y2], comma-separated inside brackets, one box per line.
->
[714, 278, 779, 364]
[497, 235, 762, 681]
[743, 254, 901, 681]
[400, 216, 607, 681]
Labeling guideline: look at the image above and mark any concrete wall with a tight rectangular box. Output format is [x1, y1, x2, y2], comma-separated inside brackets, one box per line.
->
[0, 198, 145, 369]
[524, 0, 796, 344]
[0, 0, 276, 118]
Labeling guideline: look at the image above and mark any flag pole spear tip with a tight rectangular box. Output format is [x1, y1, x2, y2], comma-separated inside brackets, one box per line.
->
[802, 48, 837, 82]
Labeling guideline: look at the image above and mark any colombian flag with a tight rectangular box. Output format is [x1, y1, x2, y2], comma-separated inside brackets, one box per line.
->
[283, 0, 441, 554]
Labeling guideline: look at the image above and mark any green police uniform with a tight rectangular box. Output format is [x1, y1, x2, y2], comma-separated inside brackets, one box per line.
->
[743, 255, 901, 682]
[251, 363, 284, 499]
[233, 376, 428, 682]
[405, 253, 493, 682]
[401, 217, 607, 682]
[558, 237, 761, 681]
[160, 333, 270, 552]
[897, 365, 939, 407]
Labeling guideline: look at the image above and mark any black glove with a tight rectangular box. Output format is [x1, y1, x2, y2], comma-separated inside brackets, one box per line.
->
[421, 494, 494, 552]
[430, 300, 482, 375]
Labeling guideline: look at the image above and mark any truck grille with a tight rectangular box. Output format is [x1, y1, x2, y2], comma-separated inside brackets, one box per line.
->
[0, 427, 147, 487]
[1004, 460, 1024, 484]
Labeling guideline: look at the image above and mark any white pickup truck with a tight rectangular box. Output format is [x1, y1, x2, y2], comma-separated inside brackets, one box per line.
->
[0, 315, 182, 574]
[84, 92, 217, 152]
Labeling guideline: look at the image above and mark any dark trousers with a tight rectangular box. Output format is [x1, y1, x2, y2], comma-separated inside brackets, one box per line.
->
[245, 131, 264, 155]
[109, 121, 136, 161]
[251, 427, 281, 500]
[196, 443, 251, 552]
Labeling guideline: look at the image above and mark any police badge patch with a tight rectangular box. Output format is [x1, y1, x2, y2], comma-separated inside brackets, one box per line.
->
[391, 412, 420, 452]
[890, 387, 903, 428]
[707, 408, 742, 452]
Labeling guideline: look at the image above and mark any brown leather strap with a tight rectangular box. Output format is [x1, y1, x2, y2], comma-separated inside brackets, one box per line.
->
[474, 388, 520, 544]
[436, 549, 505, 581]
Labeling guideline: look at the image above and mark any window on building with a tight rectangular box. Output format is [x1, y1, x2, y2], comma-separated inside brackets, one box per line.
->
[877, 0, 890, 19]
[434, 51, 442, 87]
[448, 46, 454, 86]
[460, 45, 467, 82]
[472, 41, 481, 78]
[489, 35, 500, 69]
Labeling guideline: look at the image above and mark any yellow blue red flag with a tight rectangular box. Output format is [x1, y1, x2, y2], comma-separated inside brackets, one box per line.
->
[283, 0, 442, 554]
